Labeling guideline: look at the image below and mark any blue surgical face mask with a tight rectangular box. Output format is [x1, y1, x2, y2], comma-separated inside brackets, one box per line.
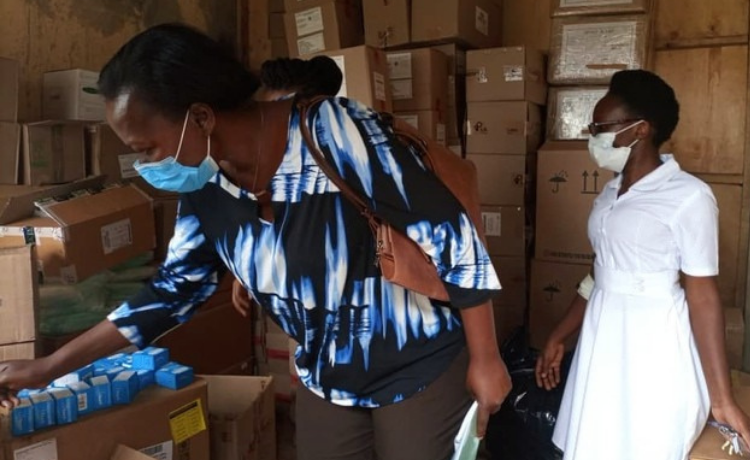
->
[133, 111, 219, 193]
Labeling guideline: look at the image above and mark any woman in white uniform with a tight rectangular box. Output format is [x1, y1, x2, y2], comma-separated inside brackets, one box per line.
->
[535, 69, 750, 459]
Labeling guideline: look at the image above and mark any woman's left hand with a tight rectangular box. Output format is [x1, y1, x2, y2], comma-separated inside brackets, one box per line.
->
[713, 401, 750, 454]
[466, 354, 512, 439]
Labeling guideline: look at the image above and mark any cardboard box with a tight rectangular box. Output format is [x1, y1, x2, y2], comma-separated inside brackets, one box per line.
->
[42, 69, 106, 121]
[432, 43, 468, 104]
[549, 14, 652, 85]
[535, 141, 616, 264]
[529, 259, 590, 350]
[284, 0, 364, 57]
[467, 154, 531, 206]
[285, 0, 361, 10]
[202, 375, 276, 460]
[725, 308, 744, 370]
[553, 0, 652, 17]
[445, 105, 461, 146]
[316, 45, 392, 113]
[411, 0, 502, 49]
[482, 205, 527, 257]
[547, 86, 608, 141]
[270, 0, 286, 13]
[154, 198, 179, 262]
[0, 183, 156, 283]
[110, 445, 156, 460]
[0, 58, 19, 123]
[22, 121, 87, 186]
[466, 102, 542, 155]
[363, 0, 410, 48]
[271, 38, 289, 58]
[491, 256, 527, 345]
[0, 122, 20, 185]
[395, 111, 446, 146]
[0, 341, 36, 361]
[466, 47, 547, 106]
[270, 12, 286, 38]
[0, 245, 38, 346]
[0, 381, 210, 460]
[387, 48, 448, 112]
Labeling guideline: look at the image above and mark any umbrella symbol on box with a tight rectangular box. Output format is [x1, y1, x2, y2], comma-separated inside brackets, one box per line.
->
[543, 282, 561, 301]
[549, 171, 568, 193]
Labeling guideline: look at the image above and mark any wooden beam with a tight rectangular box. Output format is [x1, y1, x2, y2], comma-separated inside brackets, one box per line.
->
[656, 35, 749, 51]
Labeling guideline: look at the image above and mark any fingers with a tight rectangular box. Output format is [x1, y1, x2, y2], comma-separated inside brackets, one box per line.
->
[231, 282, 252, 317]
[0, 388, 17, 409]
[534, 358, 545, 388]
[475, 403, 491, 439]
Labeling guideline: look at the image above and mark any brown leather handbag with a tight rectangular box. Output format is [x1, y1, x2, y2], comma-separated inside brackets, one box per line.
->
[298, 98, 486, 302]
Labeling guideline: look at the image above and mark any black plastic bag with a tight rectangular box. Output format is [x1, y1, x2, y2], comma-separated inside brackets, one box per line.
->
[486, 329, 573, 460]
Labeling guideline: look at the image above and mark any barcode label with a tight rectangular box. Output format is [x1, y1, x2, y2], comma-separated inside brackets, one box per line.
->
[482, 212, 502, 237]
[140, 441, 173, 460]
[100, 219, 133, 254]
[118, 153, 142, 179]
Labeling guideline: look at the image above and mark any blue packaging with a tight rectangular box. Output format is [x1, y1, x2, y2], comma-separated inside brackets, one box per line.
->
[132, 347, 170, 371]
[11, 398, 34, 436]
[155, 362, 194, 390]
[17, 389, 42, 398]
[68, 381, 95, 416]
[104, 366, 127, 381]
[112, 371, 139, 405]
[29, 392, 56, 429]
[89, 376, 112, 410]
[93, 363, 109, 376]
[95, 352, 129, 367]
[51, 364, 95, 388]
[136, 369, 155, 390]
[49, 388, 78, 425]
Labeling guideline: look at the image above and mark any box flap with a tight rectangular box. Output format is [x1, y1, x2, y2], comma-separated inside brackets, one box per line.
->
[38, 184, 150, 227]
[0, 176, 105, 224]
[200, 375, 274, 417]
[110, 445, 155, 460]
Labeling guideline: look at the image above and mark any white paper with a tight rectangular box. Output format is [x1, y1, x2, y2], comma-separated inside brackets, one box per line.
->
[297, 33, 326, 56]
[118, 153, 142, 179]
[451, 401, 480, 460]
[391, 79, 413, 100]
[387, 53, 413, 80]
[100, 218, 133, 254]
[396, 114, 419, 130]
[295, 7, 324, 37]
[331, 55, 348, 97]
[504, 65, 524, 82]
[140, 441, 174, 460]
[559, 21, 638, 79]
[14, 439, 58, 460]
[475, 6, 489, 36]
[373, 72, 387, 102]
[482, 212, 502, 237]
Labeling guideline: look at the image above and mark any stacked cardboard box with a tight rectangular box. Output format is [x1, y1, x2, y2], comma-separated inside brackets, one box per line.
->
[0, 58, 20, 186]
[253, 312, 299, 404]
[284, 0, 364, 58]
[431, 44, 468, 151]
[269, 0, 289, 58]
[463, 47, 547, 345]
[388, 48, 449, 145]
[0, 245, 39, 361]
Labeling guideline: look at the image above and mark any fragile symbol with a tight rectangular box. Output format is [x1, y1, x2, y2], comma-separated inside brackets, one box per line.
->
[549, 171, 568, 193]
[581, 170, 600, 194]
[543, 282, 561, 301]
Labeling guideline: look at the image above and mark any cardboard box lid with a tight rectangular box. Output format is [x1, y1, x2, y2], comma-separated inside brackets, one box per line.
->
[0, 176, 104, 225]
[40, 185, 152, 229]
[110, 445, 155, 460]
[201, 375, 275, 421]
[0, 245, 38, 346]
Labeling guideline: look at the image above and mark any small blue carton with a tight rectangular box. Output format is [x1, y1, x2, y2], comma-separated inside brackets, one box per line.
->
[17, 389, 42, 398]
[155, 362, 194, 390]
[68, 381, 95, 416]
[95, 352, 130, 367]
[136, 369, 155, 390]
[103, 366, 127, 381]
[29, 392, 56, 429]
[133, 347, 170, 371]
[112, 371, 139, 405]
[11, 398, 34, 436]
[89, 376, 112, 410]
[51, 364, 95, 388]
[49, 388, 78, 425]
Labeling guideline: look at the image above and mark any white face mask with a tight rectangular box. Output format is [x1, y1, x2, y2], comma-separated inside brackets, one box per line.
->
[588, 120, 644, 173]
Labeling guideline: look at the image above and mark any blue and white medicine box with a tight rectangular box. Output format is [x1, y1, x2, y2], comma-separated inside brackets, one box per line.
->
[133, 347, 170, 371]
[136, 369, 155, 390]
[155, 362, 194, 390]
[95, 352, 129, 367]
[103, 366, 127, 381]
[89, 376, 112, 410]
[68, 381, 95, 416]
[51, 364, 95, 388]
[11, 398, 34, 436]
[29, 392, 56, 429]
[49, 388, 78, 425]
[112, 371, 139, 405]
[17, 389, 42, 398]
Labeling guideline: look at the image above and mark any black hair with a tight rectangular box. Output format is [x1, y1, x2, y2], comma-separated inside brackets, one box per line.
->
[607, 69, 679, 147]
[260, 56, 343, 97]
[98, 23, 261, 120]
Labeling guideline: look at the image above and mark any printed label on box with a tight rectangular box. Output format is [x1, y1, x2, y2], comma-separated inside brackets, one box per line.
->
[560, 21, 637, 79]
[504, 65, 525, 82]
[141, 441, 174, 460]
[101, 218, 133, 255]
[387, 53, 413, 80]
[561, 0, 632, 6]
[391, 79, 413, 100]
[331, 55, 348, 98]
[59, 265, 78, 284]
[169, 399, 207, 444]
[295, 7, 324, 36]
[373, 72, 387, 102]
[397, 114, 419, 130]
[14, 439, 58, 460]
[76, 393, 88, 411]
[475, 6, 489, 36]
[482, 212, 502, 237]
[118, 153, 142, 179]
[297, 32, 326, 56]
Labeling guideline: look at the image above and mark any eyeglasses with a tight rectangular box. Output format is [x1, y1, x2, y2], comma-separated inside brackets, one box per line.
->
[587, 119, 643, 136]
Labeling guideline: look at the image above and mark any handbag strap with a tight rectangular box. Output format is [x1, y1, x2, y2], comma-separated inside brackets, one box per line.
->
[297, 96, 380, 234]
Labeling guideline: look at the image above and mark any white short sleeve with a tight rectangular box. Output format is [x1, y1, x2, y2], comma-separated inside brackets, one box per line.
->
[671, 188, 719, 277]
